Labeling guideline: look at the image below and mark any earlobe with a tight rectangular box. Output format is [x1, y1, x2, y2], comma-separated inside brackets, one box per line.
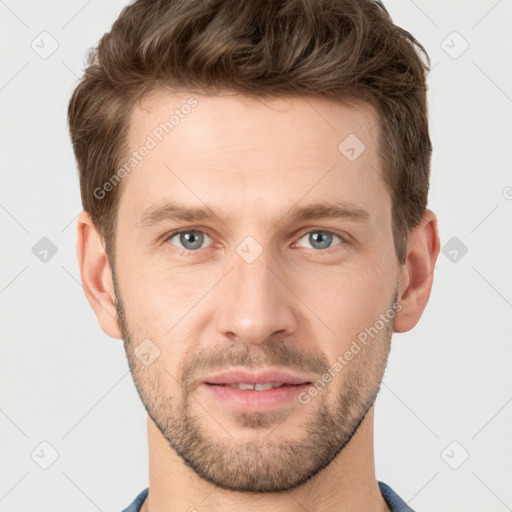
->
[76, 211, 122, 339]
[393, 209, 440, 333]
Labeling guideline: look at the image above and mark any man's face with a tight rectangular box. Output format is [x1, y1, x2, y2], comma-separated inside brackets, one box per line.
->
[112, 91, 400, 492]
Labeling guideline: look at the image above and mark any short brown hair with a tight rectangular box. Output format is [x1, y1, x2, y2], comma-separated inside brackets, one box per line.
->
[68, 0, 432, 265]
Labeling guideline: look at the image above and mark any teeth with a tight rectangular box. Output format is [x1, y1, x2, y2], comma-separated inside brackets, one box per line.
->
[227, 382, 284, 390]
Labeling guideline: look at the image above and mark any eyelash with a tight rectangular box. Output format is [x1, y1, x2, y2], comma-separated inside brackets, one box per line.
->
[163, 228, 348, 256]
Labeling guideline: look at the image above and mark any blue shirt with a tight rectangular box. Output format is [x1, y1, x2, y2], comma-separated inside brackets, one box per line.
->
[121, 481, 414, 511]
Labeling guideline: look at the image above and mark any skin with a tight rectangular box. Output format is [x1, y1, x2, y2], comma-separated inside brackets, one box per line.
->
[76, 91, 440, 512]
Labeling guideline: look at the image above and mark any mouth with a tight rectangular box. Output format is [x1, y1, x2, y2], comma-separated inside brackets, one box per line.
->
[205, 382, 308, 390]
[202, 368, 313, 387]
[199, 370, 314, 413]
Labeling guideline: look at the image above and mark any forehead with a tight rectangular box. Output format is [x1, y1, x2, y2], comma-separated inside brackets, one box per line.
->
[118, 90, 387, 227]
[129, 90, 379, 158]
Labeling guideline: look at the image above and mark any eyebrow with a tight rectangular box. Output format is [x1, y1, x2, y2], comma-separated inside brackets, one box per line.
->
[135, 199, 371, 228]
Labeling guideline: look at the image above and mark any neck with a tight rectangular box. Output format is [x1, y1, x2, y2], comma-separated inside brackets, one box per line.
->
[140, 406, 390, 512]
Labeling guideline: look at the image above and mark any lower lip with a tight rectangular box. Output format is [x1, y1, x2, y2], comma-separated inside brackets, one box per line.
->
[201, 383, 311, 412]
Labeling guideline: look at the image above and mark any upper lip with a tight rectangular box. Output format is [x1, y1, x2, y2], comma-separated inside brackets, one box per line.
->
[202, 369, 313, 385]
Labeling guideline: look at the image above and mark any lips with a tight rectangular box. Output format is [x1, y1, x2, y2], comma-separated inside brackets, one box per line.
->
[221, 382, 289, 390]
[200, 369, 314, 413]
[202, 369, 313, 387]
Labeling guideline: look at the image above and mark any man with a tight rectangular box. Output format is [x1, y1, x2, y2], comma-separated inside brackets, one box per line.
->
[68, 0, 440, 510]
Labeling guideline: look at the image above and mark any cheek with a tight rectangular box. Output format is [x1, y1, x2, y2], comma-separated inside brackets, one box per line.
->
[292, 264, 392, 336]
[117, 258, 201, 330]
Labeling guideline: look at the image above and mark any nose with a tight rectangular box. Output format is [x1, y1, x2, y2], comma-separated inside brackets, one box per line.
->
[215, 246, 298, 345]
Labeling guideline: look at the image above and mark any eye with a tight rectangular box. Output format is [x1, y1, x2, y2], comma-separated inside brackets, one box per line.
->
[166, 230, 212, 251]
[164, 228, 345, 254]
[295, 230, 344, 251]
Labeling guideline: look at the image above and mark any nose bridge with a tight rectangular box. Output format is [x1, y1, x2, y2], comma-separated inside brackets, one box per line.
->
[215, 239, 297, 344]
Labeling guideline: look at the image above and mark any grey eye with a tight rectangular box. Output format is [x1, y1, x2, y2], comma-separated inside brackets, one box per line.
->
[169, 231, 210, 251]
[297, 231, 342, 250]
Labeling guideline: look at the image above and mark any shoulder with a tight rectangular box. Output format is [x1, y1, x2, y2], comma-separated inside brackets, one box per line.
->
[121, 487, 149, 512]
[378, 481, 415, 512]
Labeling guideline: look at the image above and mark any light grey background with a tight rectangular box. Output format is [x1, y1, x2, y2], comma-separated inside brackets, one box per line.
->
[1, 1, 511, 511]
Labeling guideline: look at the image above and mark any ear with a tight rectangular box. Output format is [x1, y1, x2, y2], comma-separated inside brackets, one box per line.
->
[393, 209, 440, 333]
[76, 211, 122, 339]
